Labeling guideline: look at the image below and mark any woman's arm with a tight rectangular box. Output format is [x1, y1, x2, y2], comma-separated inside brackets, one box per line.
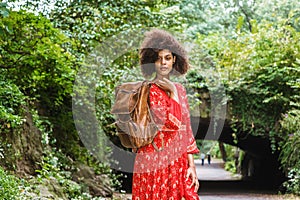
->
[186, 153, 200, 192]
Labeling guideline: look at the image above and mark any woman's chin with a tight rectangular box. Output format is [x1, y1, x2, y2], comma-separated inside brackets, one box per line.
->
[158, 71, 171, 76]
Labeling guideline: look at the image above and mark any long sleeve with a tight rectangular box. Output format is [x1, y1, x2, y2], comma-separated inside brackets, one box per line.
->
[177, 84, 199, 154]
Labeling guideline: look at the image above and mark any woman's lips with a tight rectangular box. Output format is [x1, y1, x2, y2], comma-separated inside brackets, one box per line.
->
[160, 67, 169, 71]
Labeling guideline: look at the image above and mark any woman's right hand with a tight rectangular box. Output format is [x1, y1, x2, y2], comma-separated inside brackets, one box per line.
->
[155, 78, 179, 102]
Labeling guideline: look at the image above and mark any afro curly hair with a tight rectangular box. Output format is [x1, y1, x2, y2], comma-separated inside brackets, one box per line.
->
[139, 29, 189, 78]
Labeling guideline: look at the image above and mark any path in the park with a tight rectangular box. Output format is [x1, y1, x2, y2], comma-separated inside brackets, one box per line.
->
[196, 158, 292, 200]
[115, 158, 298, 200]
[196, 158, 241, 181]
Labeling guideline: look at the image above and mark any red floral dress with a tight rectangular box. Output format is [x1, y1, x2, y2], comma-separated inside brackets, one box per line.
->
[132, 83, 200, 200]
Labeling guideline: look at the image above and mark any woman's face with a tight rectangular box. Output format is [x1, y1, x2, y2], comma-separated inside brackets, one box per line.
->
[154, 49, 176, 78]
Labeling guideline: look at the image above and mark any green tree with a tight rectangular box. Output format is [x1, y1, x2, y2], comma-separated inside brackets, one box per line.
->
[195, 19, 300, 141]
[179, 0, 300, 35]
[1, 0, 188, 197]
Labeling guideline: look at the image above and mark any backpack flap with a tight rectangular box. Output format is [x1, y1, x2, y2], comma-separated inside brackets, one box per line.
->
[110, 81, 143, 115]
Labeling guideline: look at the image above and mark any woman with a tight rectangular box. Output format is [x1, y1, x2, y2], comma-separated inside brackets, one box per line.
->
[132, 29, 200, 200]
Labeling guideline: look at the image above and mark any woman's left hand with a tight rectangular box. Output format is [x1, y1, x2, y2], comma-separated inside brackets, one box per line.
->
[186, 165, 200, 192]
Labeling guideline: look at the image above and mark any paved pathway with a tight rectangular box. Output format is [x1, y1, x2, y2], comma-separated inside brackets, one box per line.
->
[195, 158, 241, 181]
[114, 158, 300, 200]
[199, 194, 298, 200]
[195, 158, 299, 200]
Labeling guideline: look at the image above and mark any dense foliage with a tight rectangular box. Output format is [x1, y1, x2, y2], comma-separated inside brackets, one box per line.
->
[1, 0, 184, 198]
[179, 0, 300, 35]
[279, 108, 300, 195]
[209, 20, 298, 138]
[0, 166, 26, 199]
[191, 17, 300, 194]
[1, 0, 300, 197]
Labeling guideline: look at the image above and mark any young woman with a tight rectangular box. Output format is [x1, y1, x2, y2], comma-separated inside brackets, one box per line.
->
[132, 29, 200, 200]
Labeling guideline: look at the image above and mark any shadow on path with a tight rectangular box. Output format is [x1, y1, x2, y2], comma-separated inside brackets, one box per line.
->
[195, 158, 286, 200]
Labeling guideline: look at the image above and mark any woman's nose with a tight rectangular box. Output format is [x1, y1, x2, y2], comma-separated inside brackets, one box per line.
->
[161, 58, 167, 64]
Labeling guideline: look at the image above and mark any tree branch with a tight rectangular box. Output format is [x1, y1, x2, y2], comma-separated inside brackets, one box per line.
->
[239, 6, 253, 32]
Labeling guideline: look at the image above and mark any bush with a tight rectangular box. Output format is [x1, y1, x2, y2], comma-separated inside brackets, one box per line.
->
[0, 71, 26, 131]
[0, 167, 22, 199]
[224, 160, 237, 173]
[283, 168, 300, 195]
[279, 109, 300, 194]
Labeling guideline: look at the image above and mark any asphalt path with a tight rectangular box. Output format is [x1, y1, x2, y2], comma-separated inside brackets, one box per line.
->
[196, 158, 241, 181]
[114, 158, 298, 200]
[196, 158, 295, 200]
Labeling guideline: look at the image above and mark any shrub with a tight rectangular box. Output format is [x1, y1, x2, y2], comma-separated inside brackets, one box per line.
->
[279, 109, 300, 194]
[0, 167, 22, 199]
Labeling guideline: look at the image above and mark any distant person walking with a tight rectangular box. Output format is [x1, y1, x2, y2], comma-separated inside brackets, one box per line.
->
[207, 153, 211, 165]
[200, 153, 205, 166]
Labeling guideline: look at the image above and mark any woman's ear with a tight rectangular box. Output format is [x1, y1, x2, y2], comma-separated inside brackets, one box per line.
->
[173, 55, 176, 64]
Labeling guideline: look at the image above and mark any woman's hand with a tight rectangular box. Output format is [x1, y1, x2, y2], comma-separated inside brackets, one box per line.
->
[187, 154, 200, 192]
[186, 165, 200, 192]
[155, 78, 179, 102]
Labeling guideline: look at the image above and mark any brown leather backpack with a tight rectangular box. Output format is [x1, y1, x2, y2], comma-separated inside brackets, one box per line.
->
[110, 81, 159, 149]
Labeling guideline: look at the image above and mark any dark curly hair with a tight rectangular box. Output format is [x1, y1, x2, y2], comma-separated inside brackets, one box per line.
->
[139, 29, 189, 78]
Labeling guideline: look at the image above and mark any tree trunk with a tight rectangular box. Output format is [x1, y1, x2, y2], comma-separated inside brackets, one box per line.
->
[219, 142, 227, 162]
[0, 106, 43, 176]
